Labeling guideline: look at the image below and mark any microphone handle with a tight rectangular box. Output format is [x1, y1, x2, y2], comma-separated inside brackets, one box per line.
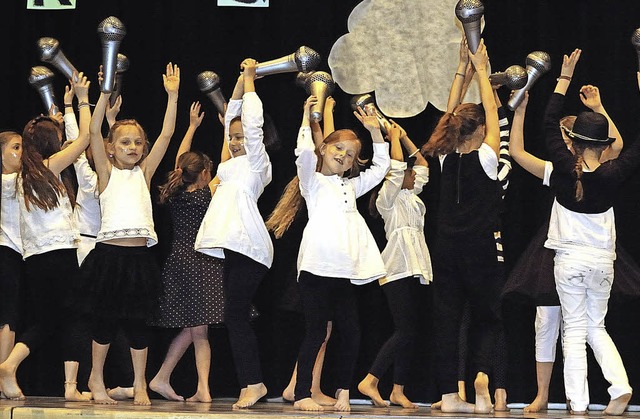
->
[101, 40, 122, 93]
[204, 88, 227, 117]
[50, 52, 78, 81]
[309, 82, 329, 122]
[255, 53, 297, 77]
[37, 84, 58, 114]
[507, 68, 543, 111]
[462, 20, 482, 54]
[109, 73, 124, 107]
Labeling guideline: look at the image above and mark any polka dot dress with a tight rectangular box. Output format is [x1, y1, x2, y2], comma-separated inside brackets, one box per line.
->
[152, 188, 225, 328]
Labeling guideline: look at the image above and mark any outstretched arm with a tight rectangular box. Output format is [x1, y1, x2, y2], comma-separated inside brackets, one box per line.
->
[322, 96, 336, 137]
[469, 39, 499, 156]
[510, 92, 546, 179]
[175, 101, 204, 168]
[447, 36, 471, 112]
[579, 84, 622, 160]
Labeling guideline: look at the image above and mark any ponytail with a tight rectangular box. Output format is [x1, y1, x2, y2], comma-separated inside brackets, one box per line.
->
[573, 154, 584, 202]
[421, 103, 485, 157]
[158, 168, 185, 204]
[265, 176, 304, 239]
[158, 151, 212, 204]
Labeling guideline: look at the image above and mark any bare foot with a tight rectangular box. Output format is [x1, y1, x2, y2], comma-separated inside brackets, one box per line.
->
[441, 392, 475, 413]
[294, 397, 323, 411]
[312, 391, 337, 406]
[390, 390, 418, 409]
[431, 400, 442, 410]
[282, 383, 295, 403]
[524, 395, 548, 413]
[187, 389, 212, 403]
[494, 388, 509, 412]
[604, 393, 632, 416]
[133, 383, 151, 406]
[0, 363, 24, 401]
[474, 372, 493, 414]
[88, 374, 117, 405]
[64, 383, 91, 402]
[232, 383, 266, 409]
[357, 375, 388, 407]
[107, 386, 134, 400]
[334, 389, 351, 412]
[149, 378, 184, 401]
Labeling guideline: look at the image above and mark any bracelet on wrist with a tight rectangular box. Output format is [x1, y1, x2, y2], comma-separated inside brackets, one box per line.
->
[557, 75, 572, 82]
[77, 101, 90, 110]
[455, 72, 465, 78]
[64, 103, 73, 108]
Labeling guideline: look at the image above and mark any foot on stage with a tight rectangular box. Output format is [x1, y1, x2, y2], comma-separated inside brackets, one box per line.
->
[494, 387, 509, 411]
[473, 372, 493, 414]
[523, 395, 548, 413]
[0, 363, 25, 401]
[88, 374, 117, 405]
[133, 382, 151, 406]
[149, 378, 184, 401]
[312, 390, 337, 406]
[187, 388, 212, 403]
[232, 383, 267, 409]
[604, 393, 632, 416]
[390, 387, 418, 409]
[334, 389, 351, 412]
[440, 392, 475, 413]
[107, 386, 134, 400]
[294, 397, 324, 411]
[357, 375, 388, 407]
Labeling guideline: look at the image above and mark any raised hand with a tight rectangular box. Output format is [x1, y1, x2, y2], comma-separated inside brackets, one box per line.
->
[469, 39, 489, 72]
[106, 95, 122, 127]
[189, 101, 205, 128]
[163, 62, 180, 96]
[459, 36, 470, 65]
[561, 48, 581, 79]
[63, 83, 75, 107]
[241, 58, 258, 81]
[354, 105, 380, 133]
[72, 72, 90, 103]
[579, 85, 602, 110]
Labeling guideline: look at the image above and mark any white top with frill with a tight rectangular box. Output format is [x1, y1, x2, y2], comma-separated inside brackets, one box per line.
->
[1, 173, 22, 254]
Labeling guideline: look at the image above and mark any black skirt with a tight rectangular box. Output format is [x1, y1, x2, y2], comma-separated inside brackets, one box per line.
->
[80, 243, 161, 321]
[0, 245, 23, 330]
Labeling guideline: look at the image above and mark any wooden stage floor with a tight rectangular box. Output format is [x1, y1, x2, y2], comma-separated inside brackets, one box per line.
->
[2, 398, 640, 419]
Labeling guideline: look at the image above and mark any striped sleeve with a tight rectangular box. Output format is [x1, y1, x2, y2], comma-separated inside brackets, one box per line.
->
[496, 106, 512, 198]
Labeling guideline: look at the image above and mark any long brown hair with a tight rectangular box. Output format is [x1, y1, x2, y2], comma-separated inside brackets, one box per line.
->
[266, 129, 365, 239]
[158, 151, 212, 204]
[20, 116, 75, 211]
[421, 103, 485, 157]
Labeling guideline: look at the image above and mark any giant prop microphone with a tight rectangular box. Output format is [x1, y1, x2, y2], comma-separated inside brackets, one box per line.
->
[507, 51, 552, 111]
[29, 66, 58, 114]
[350, 94, 390, 135]
[631, 28, 640, 71]
[37, 37, 77, 81]
[97, 16, 126, 93]
[197, 71, 227, 117]
[489, 65, 528, 90]
[295, 71, 313, 89]
[304, 71, 335, 122]
[455, 0, 484, 54]
[256, 46, 321, 77]
[110, 53, 130, 107]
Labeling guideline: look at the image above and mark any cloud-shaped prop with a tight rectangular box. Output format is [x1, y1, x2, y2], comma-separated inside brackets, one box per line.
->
[329, 0, 482, 117]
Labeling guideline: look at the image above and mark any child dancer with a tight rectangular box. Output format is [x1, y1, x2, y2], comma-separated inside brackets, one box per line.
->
[150, 101, 225, 403]
[84, 63, 179, 406]
[269, 95, 390, 412]
[420, 39, 500, 414]
[195, 59, 272, 409]
[0, 131, 23, 400]
[538, 49, 637, 415]
[0, 73, 91, 401]
[358, 120, 431, 409]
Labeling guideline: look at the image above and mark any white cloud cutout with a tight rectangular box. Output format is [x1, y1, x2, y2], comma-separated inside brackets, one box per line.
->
[329, 0, 483, 117]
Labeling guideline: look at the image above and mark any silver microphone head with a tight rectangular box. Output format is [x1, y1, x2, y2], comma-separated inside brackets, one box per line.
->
[28, 66, 58, 114]
[36, 37, 78, 80]
[304, 71, 335, 122]
[295, 72, 312, 89]
[256, 46, 321, 77]
[97, 16, 127, 93]
[631, 28, 640, 70]
[197, 71, 227, 117]
[455, 0, 484, 53]
[350, 94, 389, 134]
[489, 65, 528, 90]
[110, 53, 130, 107]
[507, 51, 552, 111]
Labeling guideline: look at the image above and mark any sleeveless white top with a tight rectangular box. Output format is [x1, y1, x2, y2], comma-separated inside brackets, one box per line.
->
[97, 166, 157, 247]
[1, 173, 22, 254]
[18, 175, 79, 259]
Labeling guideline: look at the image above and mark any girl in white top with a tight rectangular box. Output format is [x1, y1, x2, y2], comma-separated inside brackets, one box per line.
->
[358, 121, 431, 409]
[84, 63, 179, 406]
[0, 74, 91, 401]
[270, 95, 390, 412]
[195, 59, 272, 409]
[0, 131, 23, 400]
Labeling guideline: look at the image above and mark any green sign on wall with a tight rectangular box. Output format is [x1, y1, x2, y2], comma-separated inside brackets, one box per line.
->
[27, 0, 76, 10]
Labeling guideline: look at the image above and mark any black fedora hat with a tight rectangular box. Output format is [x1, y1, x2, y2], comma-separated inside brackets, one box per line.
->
[566, 111, 615, 144]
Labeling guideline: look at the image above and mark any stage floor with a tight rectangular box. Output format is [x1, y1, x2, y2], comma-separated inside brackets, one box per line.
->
[1, 398, 640, 419]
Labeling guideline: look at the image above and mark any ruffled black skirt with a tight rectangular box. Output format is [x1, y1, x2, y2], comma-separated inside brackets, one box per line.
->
[79, 243, 161, 320]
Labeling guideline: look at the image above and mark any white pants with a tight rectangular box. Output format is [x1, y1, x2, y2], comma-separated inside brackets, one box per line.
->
[555, 253, 632, 412]
[535, 305, 562, 362]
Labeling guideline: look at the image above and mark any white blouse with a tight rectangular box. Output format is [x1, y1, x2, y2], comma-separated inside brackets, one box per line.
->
[376, 160, 432, 285]
[1, 173, 22, 254]
[295, 126, 390, 284]
[195, 92, 274, 268]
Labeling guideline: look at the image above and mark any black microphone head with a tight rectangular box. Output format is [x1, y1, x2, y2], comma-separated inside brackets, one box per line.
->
[631, 28, 640, 48]
[36, 37, 60, 61]
[295, 71, 312, 89]
[304, 71, 335, 95]
[116, 53, 130, 73]
[28, 66, 55, 87]
[294, 46, 321, 73]
[350, 93, 375, 111]
[97, 16, 127, 42]
[526, 51, 552, 73]
[455, 0, 484, 23]
[197, 71, 221, 93]
[504, 65, 528, 89]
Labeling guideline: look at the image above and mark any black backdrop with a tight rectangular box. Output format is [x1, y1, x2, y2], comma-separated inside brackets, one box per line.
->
[2, 0, 640, 406]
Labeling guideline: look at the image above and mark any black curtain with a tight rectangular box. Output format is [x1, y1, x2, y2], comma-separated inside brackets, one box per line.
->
[2, 0, 640, 405]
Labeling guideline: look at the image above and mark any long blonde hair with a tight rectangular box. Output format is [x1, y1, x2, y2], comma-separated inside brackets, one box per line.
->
[266, 129, 365, 238]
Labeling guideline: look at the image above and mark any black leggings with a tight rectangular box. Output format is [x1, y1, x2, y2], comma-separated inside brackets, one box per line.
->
[294, 271, 360, 401]
[223, 250, 267, 387]
[92, 317, 149, 350]
[369, 278, 421, 385]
